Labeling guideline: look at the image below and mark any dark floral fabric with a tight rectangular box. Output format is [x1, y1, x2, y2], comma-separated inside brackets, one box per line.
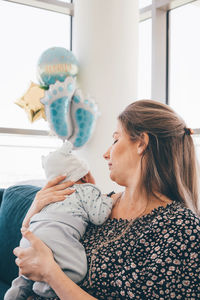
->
[33, 201, 200, 299]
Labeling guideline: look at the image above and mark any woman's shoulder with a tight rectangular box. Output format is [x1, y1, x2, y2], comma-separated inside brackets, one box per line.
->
[156, 201, 200, 225]
[148, 201, 200, 242]
[129, 202, 200, 262]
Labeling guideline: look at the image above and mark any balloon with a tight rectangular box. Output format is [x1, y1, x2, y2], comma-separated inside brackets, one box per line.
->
[37, 47, 79, 87]
[68, 89, 99, 149]
[15, 46, 99, 148]
[40, 76, 76, 141]
[15, 82, 46, 122]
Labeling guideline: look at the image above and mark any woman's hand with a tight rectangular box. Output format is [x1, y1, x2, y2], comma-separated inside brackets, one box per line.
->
[14, 229, 57, 282]
[22, 176, 75, 228]
[14, 230, 97, 300]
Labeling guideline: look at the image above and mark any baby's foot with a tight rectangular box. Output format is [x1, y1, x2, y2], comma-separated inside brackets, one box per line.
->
[69, 89, 99, 148]
[33, 281, 57, 298]
[4, 276, 34, 300]
[40, 77, 75, 140]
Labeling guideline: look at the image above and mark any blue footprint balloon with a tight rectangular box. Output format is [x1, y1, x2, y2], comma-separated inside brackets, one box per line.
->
[41, 77, 76, 141]
[69, 89, 99, 148]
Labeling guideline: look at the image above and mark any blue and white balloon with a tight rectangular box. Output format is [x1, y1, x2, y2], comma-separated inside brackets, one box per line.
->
[37, 47, 79, 87]
[69, 89, 99, 149]
[40, 77, 76, 141]
[37, 47, 99, 147]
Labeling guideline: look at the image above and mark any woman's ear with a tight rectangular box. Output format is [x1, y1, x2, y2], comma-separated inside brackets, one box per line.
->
[137, 132, 149, 155]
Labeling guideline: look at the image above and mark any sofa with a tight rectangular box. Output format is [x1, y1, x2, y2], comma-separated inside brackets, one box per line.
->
[0, 185, 41, 300]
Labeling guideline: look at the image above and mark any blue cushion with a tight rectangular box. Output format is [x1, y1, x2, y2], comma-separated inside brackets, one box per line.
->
[0, 281, 9, 300]
[0, 189, 5, 207]
[0, 185, 41, 286]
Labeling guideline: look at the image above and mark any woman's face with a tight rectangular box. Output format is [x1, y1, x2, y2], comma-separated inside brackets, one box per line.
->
[103, 121, 143, 186]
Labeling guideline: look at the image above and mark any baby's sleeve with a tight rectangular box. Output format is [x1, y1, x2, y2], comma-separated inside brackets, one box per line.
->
[80, 184, 113, 225]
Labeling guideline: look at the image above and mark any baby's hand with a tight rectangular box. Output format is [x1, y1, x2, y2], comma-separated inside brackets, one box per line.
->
[111, 192, 121, 200]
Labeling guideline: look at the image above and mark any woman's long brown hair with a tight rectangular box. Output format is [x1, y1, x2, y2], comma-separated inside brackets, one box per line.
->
[118, 100, 199, 215]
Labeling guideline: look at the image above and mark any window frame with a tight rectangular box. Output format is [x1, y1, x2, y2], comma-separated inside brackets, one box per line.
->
[2, 0, 73, 15]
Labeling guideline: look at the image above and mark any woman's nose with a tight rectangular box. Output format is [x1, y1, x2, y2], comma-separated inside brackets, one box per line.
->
[103, 147, 111, 160]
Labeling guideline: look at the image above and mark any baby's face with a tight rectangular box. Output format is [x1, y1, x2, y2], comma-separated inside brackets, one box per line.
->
[87, 171, 96, 184]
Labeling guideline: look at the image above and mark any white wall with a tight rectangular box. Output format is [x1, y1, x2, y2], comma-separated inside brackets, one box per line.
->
[73, 0, 139, 192]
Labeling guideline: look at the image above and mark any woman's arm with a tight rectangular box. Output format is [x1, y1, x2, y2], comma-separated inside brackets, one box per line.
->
[22, 176, 75, 228]
[14, 229, 97, 300]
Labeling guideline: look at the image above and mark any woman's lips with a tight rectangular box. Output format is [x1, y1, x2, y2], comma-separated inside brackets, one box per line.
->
[108, 163, 112, 169]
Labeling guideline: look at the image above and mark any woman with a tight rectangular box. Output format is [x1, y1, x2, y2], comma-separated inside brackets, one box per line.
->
[14, 100, 200, 299]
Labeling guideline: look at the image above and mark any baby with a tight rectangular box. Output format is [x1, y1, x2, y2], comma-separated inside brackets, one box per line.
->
[5, 141, 114, 300]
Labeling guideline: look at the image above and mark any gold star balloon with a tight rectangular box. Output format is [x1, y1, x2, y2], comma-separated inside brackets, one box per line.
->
[15, 82, 46, 122]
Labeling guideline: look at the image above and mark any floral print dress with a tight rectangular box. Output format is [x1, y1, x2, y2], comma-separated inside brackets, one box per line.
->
[34, 201, 200, 300]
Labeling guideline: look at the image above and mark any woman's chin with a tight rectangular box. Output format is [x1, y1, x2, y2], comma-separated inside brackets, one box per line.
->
[109, 172, 115, 181]
[109, 173, 123, 186]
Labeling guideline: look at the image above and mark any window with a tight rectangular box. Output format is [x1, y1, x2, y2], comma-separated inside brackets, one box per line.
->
[0, 0, 72, 187]
[138, 0, 200, 159]
[168, 2, 200, 158]
[0, 0, 71, 131]
[0, 134, 61, 187]
[138, 18, 152, 99]
[168, 2, 200, 129]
